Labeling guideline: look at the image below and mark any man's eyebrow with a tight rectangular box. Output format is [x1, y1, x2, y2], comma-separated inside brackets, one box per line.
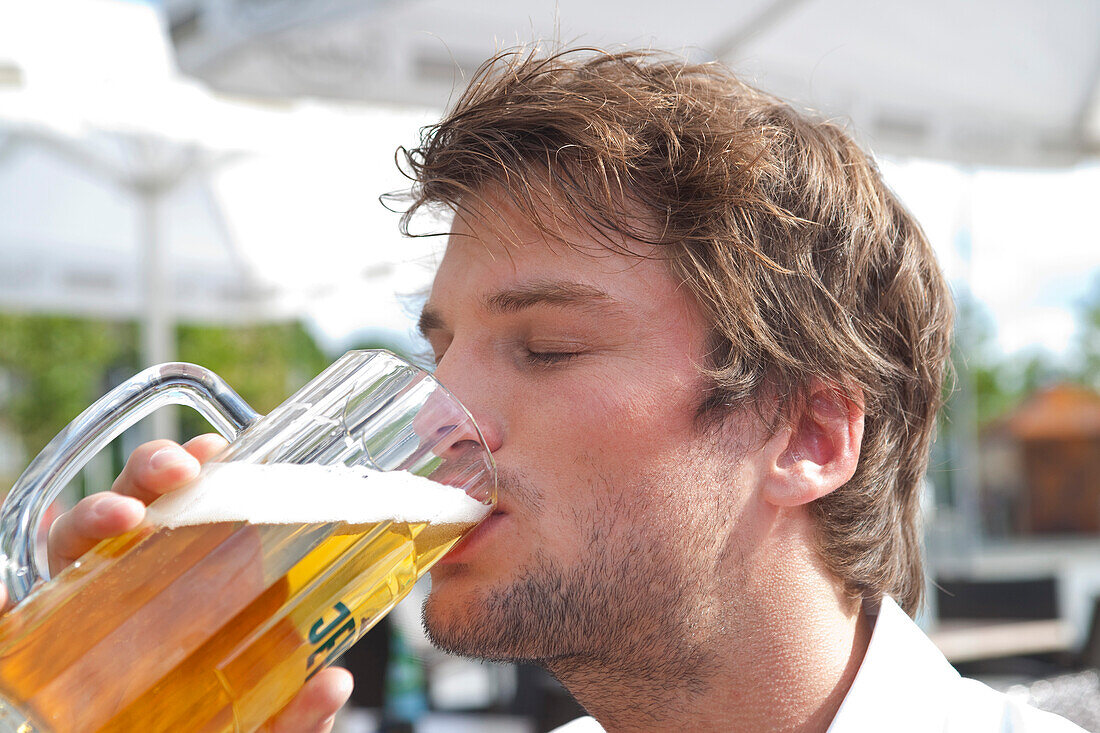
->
[417, 306, 446, 339]
[417, 281, 622, 339]
[484, 280, 617, 314]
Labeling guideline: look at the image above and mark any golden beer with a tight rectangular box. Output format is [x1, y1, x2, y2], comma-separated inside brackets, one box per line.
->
[0, 464, 489, 732]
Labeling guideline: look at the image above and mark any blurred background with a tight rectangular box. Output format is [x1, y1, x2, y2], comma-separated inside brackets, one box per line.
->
[1, 0, 1099, 730]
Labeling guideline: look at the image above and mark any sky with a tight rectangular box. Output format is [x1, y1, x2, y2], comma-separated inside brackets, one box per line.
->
[880, 159, 1100, 364]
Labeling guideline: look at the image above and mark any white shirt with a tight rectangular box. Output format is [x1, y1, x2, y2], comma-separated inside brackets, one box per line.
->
[551, 597, 1085, 732]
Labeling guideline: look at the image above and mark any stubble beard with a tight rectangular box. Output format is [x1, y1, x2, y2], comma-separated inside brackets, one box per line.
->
[421, 468, 720, 714]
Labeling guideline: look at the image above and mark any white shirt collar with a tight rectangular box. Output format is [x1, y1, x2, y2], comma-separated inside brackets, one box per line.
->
[826, 595, 961, 732]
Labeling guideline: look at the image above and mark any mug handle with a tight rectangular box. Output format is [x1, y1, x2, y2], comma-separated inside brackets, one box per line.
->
[0, 363, 261, 604]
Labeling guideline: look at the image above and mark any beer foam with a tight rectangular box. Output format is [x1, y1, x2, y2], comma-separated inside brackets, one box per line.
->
[144, 463, 491, 528]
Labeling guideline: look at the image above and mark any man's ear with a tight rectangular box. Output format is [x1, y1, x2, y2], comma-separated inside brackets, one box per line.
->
[759, 382, 864, 508]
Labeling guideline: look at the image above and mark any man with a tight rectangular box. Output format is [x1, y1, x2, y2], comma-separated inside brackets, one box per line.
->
[32, 48, 1085, 731]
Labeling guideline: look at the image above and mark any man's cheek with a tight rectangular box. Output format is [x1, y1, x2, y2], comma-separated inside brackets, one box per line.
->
[590, 382, 697, 442]
[546, 372, 656, 422]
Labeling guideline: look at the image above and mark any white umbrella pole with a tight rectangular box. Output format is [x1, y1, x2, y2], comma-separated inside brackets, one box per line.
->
[139, 185, 177, 442]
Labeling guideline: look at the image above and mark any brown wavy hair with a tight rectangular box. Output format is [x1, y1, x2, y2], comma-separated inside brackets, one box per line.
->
[397, 46, 953, 616]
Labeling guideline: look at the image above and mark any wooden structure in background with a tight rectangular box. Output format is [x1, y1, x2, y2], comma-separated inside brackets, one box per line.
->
[992, 384, 1100, 534]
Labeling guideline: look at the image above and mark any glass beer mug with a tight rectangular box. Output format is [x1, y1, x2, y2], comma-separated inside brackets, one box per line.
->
[0, 350, 495, 733]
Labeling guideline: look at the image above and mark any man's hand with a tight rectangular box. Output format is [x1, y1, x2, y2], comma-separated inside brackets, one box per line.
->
[0, 434, 353, 733]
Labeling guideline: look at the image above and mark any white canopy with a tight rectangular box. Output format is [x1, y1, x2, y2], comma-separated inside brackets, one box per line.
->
[0, 0, 440, 369]
[163, 0, 1100, 168]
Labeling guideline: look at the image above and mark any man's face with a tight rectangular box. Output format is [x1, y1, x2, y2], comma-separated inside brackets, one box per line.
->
[420, 191, 766, 671]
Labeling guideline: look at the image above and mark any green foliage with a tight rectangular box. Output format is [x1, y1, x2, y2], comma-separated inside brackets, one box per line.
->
[0, 315, 330, 487]
[175, 322, 329, 439]
[0, 314, 137, 459]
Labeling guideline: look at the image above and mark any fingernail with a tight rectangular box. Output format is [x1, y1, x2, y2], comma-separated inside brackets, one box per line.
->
[150, 447, 198, 472]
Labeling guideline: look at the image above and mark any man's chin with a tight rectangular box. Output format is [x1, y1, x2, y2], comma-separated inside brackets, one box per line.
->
[421, 586, 507, 659]
[422, 551, 593, 663]
[421, 572, 553, 663]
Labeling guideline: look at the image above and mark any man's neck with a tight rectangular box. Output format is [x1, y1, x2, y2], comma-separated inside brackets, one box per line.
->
[547, 586, 874, 733]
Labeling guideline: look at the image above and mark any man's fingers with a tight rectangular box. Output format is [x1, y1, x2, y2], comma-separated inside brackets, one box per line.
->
[264, 667, 353, 733]
[47, 434, 226, 576]
[109, 434, 227, 504]
[47, 492, 145, 575]
[182, 433, 230, 464]
[111, 439, 203, 504]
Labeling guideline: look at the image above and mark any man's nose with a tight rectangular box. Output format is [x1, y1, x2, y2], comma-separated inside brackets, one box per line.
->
[412, 386, 488, 461]
[428, 351, 503, 456]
